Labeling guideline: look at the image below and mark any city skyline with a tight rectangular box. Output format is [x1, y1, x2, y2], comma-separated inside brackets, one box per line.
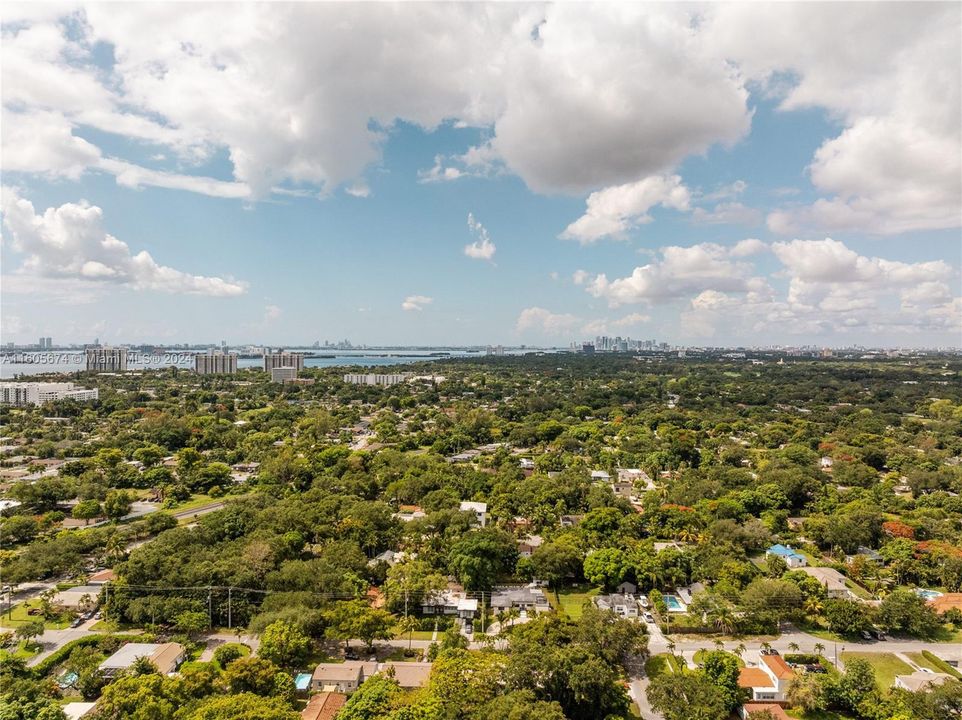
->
[2, 3, 960, 348]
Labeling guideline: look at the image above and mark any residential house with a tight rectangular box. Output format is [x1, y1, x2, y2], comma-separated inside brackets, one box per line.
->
[459, 501, 487, 527]
[395, 505, 426, 522]
[311, 661, 379, 693]
[846, 546, 883, 564]
[421, 589, 478, 619]
[797, 566, 855, 599]
[737, 653, 795, 702]
[87, 569, 116, 585]
[53, 585, 102, 610]
[618, 468, 655, 490]
[560, 514, 584, 528]
[616, 581, 637, 595]
[519, 458, 535, 471]
[590, 470, 611, 482]
[927, 593, 962, 615]
[517, 535, 544, 558]
[594, 593, 640, 618]
[490, 587, 550, 614]
[766, 544, 808, 569]
[382, 662, 433, 689]
[99, 642, 185, 677]
[740, 704, 790, 720]
[894, 671, 954, 692]
[301, 692, 347, 720]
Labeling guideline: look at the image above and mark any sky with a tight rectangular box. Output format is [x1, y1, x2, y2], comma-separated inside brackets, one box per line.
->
[1, 2, 960, 348]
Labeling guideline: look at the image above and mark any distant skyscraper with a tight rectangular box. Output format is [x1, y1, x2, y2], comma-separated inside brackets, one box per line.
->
[45, 337, 52, 349]
[195, 351, 238, 375]
[86, 346, 127, 372]
[263, 349, 304, 373]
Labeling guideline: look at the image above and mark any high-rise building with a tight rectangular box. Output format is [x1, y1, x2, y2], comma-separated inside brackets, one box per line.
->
[86, 346, 128, 372]
[343, 373, 410, 387]
[45, 337, 52, 349]
[194, 351, 238, 375]
[270, 366, 299, 383]
[263, 349, 304, 373]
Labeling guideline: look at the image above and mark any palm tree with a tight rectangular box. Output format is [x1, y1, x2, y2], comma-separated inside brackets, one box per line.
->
[803, 596, 823, 619]
[761, 641, 772, 654]
[710, 606, 736, 635]
[814, 642, 825, 657]
[734, 643, 746, 659]
[713, 639, 724, 650]
[666, 639, 676, 656]
[788, 642, 799, 653]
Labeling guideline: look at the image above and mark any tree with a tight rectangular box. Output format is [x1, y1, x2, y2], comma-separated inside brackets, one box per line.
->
[71, 499, 102, 525]
[647, 673, 728, 720]
[189, 693, 299, 720]
[582, 548, 629, 590]
[823, 599, 870, 636]
[530, 539, 583, 589]
[224, 656, 291, 697]
[104, 490, 133, 521]
[787, 674, 826, 713]
[876, 588, 941, 638]
[447, 528, 518, 590]
[213, 643, 245, 667]
[476, 690, 566, 720]
[15, 620, 44, 648]
[258, 620, 310, 668]
[324, 600, 395, 651]
[175, 610, 208, 640]
[700, 650, 743, 712]
[831, 657, 878, 714]
[336, 673, 402, 720]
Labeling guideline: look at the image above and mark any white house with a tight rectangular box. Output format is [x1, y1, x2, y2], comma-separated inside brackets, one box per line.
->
[737, 654, 795, 702]
[796, 566, 855, 599]
[766, 544, 808, 569]
[459, 501, 487, 527]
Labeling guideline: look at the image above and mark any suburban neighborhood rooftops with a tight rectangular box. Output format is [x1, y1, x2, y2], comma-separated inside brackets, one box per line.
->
[895, 671, 954, 693]
[761, 654, 795, 680]
[767, 544, 804, 559]
[738, 667, 774, 689]
[301, 692, 347, 720]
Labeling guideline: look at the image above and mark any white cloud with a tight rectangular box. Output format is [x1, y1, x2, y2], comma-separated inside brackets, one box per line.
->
[581, 243, 757, 306]
[401, 295, 433, 311]
[4, 4, 750, 200]
[515, 307, 580, 335]
[691, 202, 761, 227]
[464, 213, 496, 261]
[706, 3, 961, 234]
[263, 304, 282, 322]
[345, 181, 371, 198]
[561, 175, 691, 244]
[97, 158, 251, 199]
[730, 238, 768, 257]
[771, 238, 952, 285]
[0, 188, 247, 296]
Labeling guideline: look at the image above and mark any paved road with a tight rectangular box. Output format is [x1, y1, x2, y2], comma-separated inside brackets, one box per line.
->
[171, 501, 226, 521]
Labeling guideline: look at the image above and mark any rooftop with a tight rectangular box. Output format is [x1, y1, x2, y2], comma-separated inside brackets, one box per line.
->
[301, 692, 347, 720]
[761, 654, 795, 680]
[738, 667, 774, 689]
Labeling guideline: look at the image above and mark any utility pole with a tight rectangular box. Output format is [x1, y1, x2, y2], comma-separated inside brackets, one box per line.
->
[481, 591, 485, 634]
[228, 587, 232, 630]
[207, 586, 212, 628]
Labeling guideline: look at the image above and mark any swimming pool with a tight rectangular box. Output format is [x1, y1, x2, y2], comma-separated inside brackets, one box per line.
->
[915, 589, 943, 600]
[663, 594, 687, 612]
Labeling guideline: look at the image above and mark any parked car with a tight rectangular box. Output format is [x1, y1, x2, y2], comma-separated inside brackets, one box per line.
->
[760, 648, 780, 655]
[639, 597, 650, 608]
[70, 618, 82, 628]
[805, 664, 827, 674]
[643, 613, 655, 623]
[861, 630, 873, 641]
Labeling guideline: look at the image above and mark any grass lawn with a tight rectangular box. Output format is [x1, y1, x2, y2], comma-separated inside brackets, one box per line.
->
[0, 600, 72, 629]
[644, 654, 671, 678]
[556, 585, 601, 620]
[12, 641, 41, 661]
[841, 652, 913, 691]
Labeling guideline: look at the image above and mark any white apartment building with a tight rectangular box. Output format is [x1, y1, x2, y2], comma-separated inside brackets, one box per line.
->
[86, 347, 127, 372]
[270, 366, 299, 383]
[194, 351, 238, 375]
[343, 373, 411, 386]
[0, 382, 99, 407]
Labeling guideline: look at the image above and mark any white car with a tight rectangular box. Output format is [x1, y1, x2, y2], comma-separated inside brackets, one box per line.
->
[643, 613, 655, 623]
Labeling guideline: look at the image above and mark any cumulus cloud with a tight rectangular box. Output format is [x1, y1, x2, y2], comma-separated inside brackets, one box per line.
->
[401, 295, 433, 311]
[3, 4, 749, 200]
[581, 243, 758, 306]
[705, 3, 961, 234]
[0, 188, 247, 296]
[560, 175, 691, 244]
[515, 307, 581, 335]
[464, 213, 496, 261]
[677, 237, 960, 340]
[691, 202, 761, 227]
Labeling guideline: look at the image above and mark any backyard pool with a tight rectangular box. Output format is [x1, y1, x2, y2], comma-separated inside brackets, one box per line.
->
[915, 589, 943, 600]
[663, 594, 687, 612]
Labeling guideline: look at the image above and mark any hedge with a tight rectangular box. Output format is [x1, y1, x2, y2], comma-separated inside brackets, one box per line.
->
[32, 634, 141, 677]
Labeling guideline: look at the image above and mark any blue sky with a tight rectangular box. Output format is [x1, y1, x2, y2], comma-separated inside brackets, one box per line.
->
[2, 3, 960, 347]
